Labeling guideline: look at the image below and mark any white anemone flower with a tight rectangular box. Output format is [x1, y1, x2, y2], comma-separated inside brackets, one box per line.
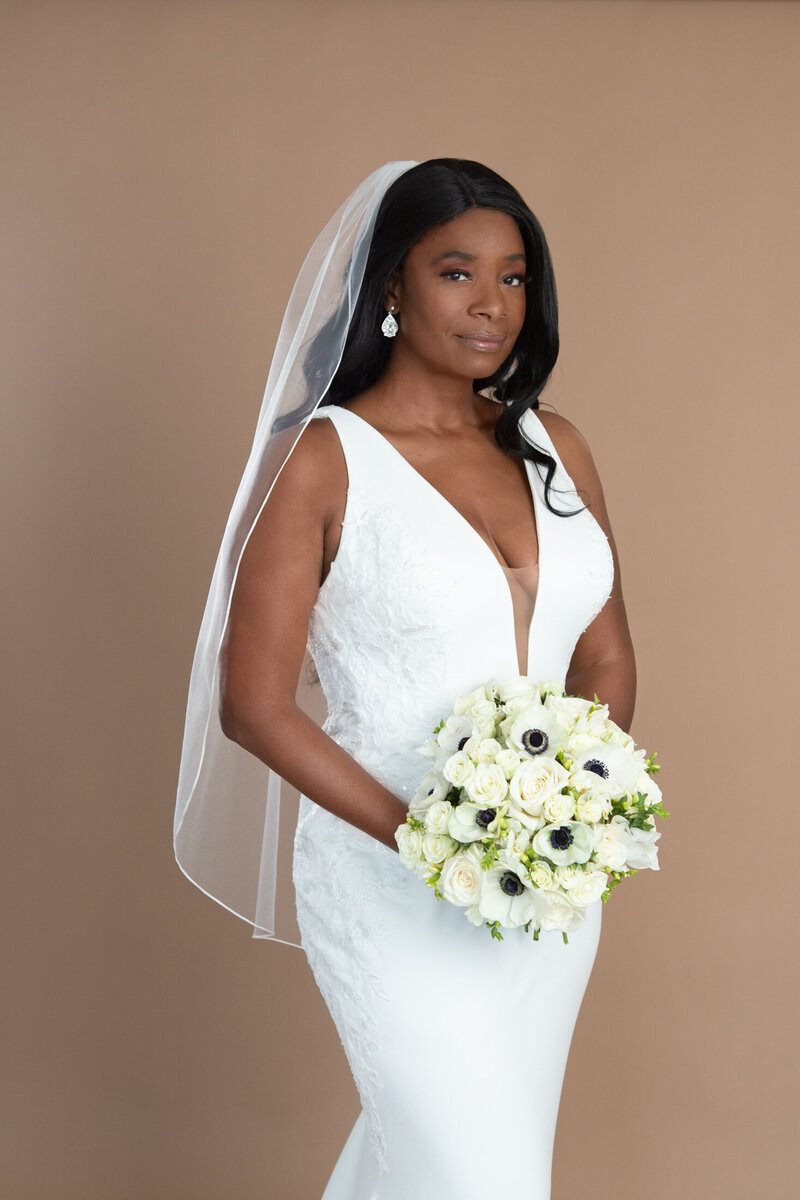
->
[478, 855, 537, 928]
[507, 703, 568, 760]
[532, 820, 595, 866]
[436, 712, 479, 754]
[447, 801, 502, 843]
[570, 741, 644, 793]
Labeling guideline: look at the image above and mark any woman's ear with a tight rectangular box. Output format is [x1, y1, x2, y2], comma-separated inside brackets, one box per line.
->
[383, 268, 402, 312]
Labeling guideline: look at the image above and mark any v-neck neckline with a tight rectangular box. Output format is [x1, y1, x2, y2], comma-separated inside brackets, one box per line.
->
[335, 403, 546, 678]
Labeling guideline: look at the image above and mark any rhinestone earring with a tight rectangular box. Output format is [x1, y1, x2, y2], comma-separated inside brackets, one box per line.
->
[381, 305, 398, 338]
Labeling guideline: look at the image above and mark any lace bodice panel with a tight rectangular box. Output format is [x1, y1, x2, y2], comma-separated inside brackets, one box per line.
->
[303, 403, 615, 804]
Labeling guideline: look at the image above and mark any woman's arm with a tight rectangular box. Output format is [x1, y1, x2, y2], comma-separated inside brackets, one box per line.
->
[218, 420, 406, 851]
[538, 410, 637, 732]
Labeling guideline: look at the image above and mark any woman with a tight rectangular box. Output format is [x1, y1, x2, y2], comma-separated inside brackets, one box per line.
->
[176, 159, 635, 1198]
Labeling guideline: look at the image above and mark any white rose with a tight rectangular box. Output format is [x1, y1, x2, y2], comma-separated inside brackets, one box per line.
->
[529, 859, 555, 889]
[543, 693, 589, 732]
[495, 748, 523, 779]
[422, 832, 457, 864]
[495, 677, 540, 706]
[470, 737, 502, 764]
[554, 863, 583, 890]
[510, 757, 567, 818]
[535, 889, 587, 933]
[545, 693, 593, 719]
[574, 792, 612, 823]
[570, 869, 608, 905]
[592, 820, 630, 870]
[542, 790, 576, 823]
[443, 751, 476, 788]
[602, 720, 635, 749]
[568, 730, 609, 752]
[439, 847, 484, 906]
[453, 685, 492, 716]
[473, 699, 501, 726]
[472, 714, 498, 740]
[537, 679, 566, 702]
[394, 824, 423, 868]
[464, 763, 509, 807]
[568, 767, 609, 792]
[424, 799, 453, 835]
[572, 704, 610, 738]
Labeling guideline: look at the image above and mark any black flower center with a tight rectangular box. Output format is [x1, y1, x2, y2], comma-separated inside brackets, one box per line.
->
[584, 758, 609, 779]
[476, 808, 497, 828]
[458, 736, 470, 751]
[522, 727, 549, 756]
[499, 870, 525, 896]
[549, 825, 574, 850]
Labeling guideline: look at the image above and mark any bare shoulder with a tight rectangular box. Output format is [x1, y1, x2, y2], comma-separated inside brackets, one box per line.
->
[533, 407, 610, 526]
[268, 411, 346, 520]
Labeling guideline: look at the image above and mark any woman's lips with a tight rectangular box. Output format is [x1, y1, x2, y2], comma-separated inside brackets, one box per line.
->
[459, 335, 505, 351]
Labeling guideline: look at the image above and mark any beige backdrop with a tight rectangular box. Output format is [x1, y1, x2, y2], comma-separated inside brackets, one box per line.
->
[3, 1, 798, 1197]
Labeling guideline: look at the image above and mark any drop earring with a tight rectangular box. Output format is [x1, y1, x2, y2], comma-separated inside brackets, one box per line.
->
[381, 305, 398, 338]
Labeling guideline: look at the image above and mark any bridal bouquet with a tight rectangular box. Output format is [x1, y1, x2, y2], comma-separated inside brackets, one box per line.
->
[395, 677, 667, 943]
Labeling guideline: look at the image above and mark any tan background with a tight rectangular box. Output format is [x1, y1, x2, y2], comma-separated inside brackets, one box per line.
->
[3, 1, 798, 1197]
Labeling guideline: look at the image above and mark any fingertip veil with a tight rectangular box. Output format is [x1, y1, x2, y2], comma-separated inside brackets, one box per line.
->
[173, 161, 419, 947]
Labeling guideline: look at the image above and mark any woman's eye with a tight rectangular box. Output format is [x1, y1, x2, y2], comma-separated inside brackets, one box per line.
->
[441, 270, 531, 286]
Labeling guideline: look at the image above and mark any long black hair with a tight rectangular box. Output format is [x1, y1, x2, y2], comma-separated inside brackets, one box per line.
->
[296, 158, 586, 518]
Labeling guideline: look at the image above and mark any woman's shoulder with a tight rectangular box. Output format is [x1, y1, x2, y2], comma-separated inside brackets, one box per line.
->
[531, 407, 608, 517]
[266, 408, 347, 519]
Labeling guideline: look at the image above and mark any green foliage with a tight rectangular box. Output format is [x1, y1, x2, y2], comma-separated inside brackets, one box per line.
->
[610, 790, 670, 829]
[600, 867, 638, 902]
[406, 814, 425, 832]
[487, 920, 504, 941]
[644, 749, 660, 776]
[425, 868, 445, 901]
[481, 839, 499, 869]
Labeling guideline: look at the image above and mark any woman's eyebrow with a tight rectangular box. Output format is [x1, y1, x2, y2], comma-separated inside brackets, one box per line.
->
[433, 249, 527, 264]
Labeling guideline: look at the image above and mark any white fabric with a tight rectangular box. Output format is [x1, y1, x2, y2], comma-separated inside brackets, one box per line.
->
[173, 162, 419, 947]
[293, 403, 615, 1197]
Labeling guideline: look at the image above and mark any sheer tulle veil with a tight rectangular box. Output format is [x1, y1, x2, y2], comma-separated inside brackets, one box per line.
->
[173, 161, 420, 948]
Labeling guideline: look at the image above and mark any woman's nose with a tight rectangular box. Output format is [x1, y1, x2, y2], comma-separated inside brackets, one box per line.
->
[469, 279, 506, 317]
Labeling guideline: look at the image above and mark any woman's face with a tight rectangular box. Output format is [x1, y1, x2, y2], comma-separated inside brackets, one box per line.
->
[385, 206, 528, 378]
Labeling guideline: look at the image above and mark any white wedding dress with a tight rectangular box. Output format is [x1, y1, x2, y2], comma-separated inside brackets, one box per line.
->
[292, 402, 615, 1199]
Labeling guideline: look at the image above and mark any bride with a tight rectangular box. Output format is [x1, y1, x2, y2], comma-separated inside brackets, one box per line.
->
[175, 158, 635, 1198]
